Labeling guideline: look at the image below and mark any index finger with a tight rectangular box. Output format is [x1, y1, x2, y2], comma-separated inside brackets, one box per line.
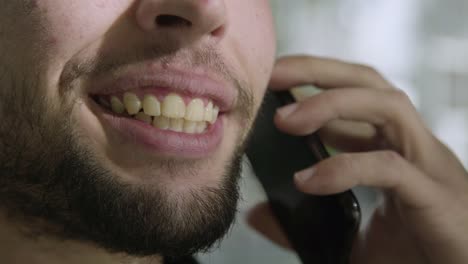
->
[269, 55, 394, 90]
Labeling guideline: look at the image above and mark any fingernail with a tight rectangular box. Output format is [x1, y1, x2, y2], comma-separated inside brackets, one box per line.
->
[294, 167, 315, 184]
[277, 103, 298, 119]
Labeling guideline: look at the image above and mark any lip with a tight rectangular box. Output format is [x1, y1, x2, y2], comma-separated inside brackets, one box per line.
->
[84, 64, 235, 158]
[89, 98, 224, 159]
[88, 66, 237, 112]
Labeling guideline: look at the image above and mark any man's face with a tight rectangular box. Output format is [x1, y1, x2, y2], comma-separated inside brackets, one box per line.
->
[0, 0, 275, 259]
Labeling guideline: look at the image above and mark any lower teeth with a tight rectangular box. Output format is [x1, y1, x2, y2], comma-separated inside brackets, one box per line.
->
[141, 112, 209, 134]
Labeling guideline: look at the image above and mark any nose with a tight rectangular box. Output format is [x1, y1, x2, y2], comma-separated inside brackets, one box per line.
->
[136, 0, 227, 42]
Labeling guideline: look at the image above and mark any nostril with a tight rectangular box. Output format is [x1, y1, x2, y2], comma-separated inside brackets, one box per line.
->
[156, 15, 192, 28]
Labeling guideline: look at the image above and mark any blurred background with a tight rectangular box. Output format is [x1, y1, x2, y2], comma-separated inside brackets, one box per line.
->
[198, 0, 468, 263]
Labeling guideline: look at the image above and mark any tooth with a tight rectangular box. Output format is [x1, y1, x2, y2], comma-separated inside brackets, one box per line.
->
[143, 95, 161, 116]
[135, 112, 152, 124]
[196, 122, 207, 134]
[110, 96, 125, 114]
[170, 118, 184, 132]
[204, 101, 213, 122]
[183, 121, 197, 134]
[153, 116, 170, 130]
[162, 93, 185, 118]
[123, 92, 142, 115]
[210, 106, 219, 124]
[185, 98, 205, 121]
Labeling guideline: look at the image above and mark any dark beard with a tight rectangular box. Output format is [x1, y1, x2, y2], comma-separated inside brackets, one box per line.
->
[0, 75, 243, 260]
[53, 143, 242, 259]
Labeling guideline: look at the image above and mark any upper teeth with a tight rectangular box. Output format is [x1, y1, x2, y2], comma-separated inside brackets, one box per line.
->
[123, 93, 142, 115]
[110, 96, 125, 114]
[142, 95, 161, 116]
[161, 93, 186, 119]
[105, 92, 220, 133]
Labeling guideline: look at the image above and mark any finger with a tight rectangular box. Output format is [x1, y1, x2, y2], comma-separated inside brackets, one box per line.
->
[292, 87, 382, 152]
[246, 203, 292, 250]
[276, 87, 467, 187]
[317, 120, 379, 152]
[274, 88, 428, 153]
[294, 151, 442, 209]
[269, 55, 394, 91]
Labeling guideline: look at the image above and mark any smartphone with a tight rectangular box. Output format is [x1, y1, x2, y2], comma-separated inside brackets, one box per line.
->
[245, 91, 361, 264]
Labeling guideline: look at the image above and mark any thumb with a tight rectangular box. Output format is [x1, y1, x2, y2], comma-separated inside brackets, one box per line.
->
[246, 202, 292, 250]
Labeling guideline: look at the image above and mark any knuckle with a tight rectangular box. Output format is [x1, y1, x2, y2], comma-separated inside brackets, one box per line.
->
[377, 150, 405, 187]
[351, 63, 393, 88]
[386, 89, 414, 113]
[316, 91, 341, 119]
[359, 64, 378, 74]
[378, 150, 402, 165]
[354, 63, 381, 78]
[335, 153, 357, 173]
[319, 90, 337, 105]
[389, 88, 411, 102]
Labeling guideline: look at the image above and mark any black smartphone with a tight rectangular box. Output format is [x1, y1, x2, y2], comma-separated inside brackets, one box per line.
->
[245, 91, 361, 264]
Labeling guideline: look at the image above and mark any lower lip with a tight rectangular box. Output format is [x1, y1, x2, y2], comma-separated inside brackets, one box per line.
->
[92, 102, 224, 159]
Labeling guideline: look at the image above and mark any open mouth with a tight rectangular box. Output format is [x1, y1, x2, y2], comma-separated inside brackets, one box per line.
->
[84, 68, 234, 157]
[91, 91, 221, 134]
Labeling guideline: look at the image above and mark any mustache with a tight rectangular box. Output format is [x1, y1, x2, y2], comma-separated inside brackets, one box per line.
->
[59, 45, 254, 122]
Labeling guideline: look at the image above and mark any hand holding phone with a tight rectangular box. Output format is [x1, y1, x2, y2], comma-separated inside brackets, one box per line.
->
[246, 91, 361, 264]
[249, 55, 468, 264]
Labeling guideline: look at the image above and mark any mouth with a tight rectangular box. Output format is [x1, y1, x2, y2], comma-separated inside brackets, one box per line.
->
[87, 70, 235, 159]
[92, 91, 220, 134]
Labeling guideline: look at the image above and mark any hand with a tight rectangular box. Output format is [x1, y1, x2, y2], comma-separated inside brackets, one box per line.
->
[248, 55, 468, 264]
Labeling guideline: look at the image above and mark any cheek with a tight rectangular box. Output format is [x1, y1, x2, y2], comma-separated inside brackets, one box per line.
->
[35, 1, 131, 62]
[226, 0, 276, 107]
[30, 1, 133, 99]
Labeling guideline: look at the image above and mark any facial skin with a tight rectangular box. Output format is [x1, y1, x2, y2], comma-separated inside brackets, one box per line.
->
[0, 0, 276, 261]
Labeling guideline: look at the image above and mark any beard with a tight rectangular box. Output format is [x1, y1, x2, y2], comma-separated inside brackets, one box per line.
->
[0, 68, 247, 260]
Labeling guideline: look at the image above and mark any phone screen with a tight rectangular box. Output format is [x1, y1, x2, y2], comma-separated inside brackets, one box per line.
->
[245, 91, 361, 264]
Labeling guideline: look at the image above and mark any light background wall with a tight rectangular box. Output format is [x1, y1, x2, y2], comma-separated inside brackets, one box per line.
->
[198, 1, 468, 263]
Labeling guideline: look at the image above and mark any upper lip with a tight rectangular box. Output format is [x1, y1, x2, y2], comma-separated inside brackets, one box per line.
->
[88, 65, 237, 112]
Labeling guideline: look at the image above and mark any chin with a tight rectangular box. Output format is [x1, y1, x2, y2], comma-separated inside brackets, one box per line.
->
[44, 120, 246, 257]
